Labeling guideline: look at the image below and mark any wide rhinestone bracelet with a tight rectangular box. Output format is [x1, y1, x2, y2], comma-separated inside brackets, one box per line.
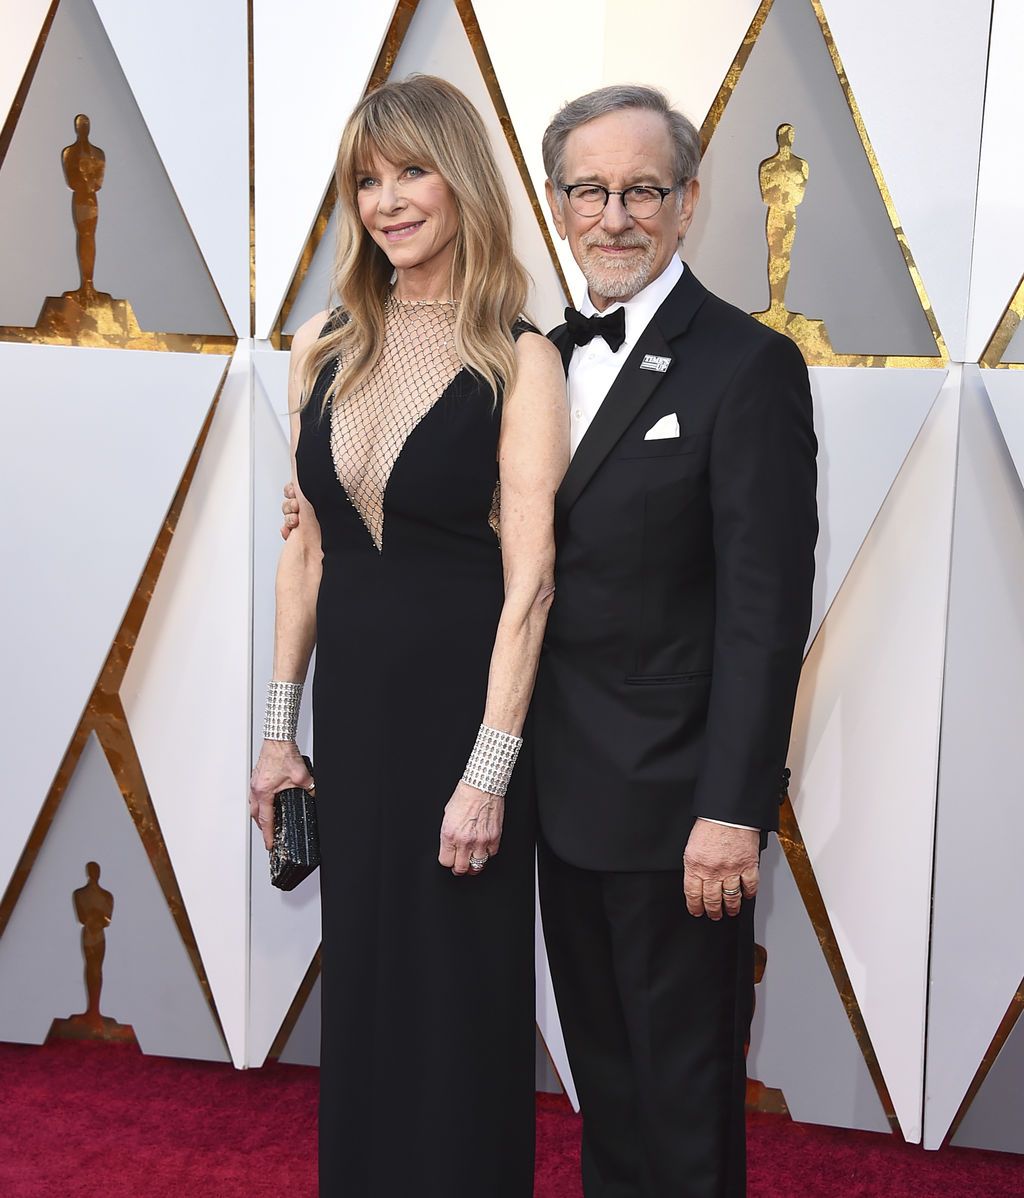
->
[264, 680, 303, 741]
[461, 723, 523, 797]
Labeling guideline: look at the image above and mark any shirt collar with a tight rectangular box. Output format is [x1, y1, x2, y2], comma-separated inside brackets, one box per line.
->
[578, 254, 685, 347]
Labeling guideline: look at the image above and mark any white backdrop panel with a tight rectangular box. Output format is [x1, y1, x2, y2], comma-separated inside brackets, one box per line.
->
[247, 347, 321, 1066]
[603, 0, 761, 128]
[823, 0, 990, 361]
[93, 0, 250, 335]
[0, 0, 52, 129]
[789, 372, 959, 1143]
[120, 344, 252, 1067]
[472, 0, 604, 304]
[0, 342, 223, 904]
[389, 0, 567, 331]
[807, 368, 945, 644]
[253, 0, 398, 337]
[985, 370, 1024, 492]
[748, 838, 890, 1132]
[966, 0, 1024, 361]
[535, 869, 578, 1110]
[924, 367, 1024, 1147]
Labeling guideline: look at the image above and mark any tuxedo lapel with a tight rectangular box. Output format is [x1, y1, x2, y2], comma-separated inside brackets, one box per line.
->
[555, 267, 709, 530]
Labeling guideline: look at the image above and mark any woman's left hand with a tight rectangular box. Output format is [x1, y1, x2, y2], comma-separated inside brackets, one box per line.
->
[438, 782, 504, 877]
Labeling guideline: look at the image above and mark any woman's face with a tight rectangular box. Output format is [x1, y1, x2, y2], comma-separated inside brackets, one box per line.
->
[356, 150, 459, 288]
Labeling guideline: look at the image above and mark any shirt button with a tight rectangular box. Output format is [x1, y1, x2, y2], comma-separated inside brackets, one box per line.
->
[574, 409, 583, 419]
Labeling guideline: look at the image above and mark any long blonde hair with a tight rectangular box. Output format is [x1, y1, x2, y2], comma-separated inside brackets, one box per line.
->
[300, 75, 530, 412]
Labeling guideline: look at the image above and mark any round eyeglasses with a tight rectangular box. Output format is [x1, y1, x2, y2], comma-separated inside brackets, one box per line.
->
[560, 183, 678, 218]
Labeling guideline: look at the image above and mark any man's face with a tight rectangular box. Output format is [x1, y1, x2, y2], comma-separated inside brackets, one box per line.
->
[546, 108, 699, 311]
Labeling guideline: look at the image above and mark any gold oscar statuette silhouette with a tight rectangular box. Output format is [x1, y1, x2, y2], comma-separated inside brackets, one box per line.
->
[47, 862, 137, 1044]
[63, 113, 106, 299]
[0, 114, 229, 352]
[751, 123, 835, 363]
[744, 942, 791, 1116]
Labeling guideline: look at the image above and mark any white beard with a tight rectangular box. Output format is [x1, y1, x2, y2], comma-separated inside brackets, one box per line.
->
[578, 235, 657, 302]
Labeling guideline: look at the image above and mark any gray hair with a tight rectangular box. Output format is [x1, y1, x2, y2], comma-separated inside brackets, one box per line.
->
[541, 84, 701, 191]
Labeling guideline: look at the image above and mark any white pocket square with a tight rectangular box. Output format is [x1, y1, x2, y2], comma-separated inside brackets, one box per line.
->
[644, 413, 680, 441]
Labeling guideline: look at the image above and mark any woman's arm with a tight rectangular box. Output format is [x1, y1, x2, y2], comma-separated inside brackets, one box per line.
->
[439, 331, 569, 876]
[248, 311, 328, 849]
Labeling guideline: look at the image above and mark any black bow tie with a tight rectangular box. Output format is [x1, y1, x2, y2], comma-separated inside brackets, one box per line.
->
[564, 305, 627, 353]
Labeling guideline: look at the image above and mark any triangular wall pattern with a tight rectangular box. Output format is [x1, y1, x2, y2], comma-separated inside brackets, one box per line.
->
[0, 734, 227, 1061]
[806, 367, 945, 643]
[789, 372, 960, 1142]
[822, 0, 989, 362]
[282, 0, 567, 339]
[965, 1, 1024, 361]
[93, 0, 250, 335]
[278, 972, 322, 1068]
[121, 344, 253, 1066]
[952, 996, 1024, 1155]
[923, 368, 1024, 1147]
[0, 0, 230, 334]
[0, 0, 53, 134]
[986, 371, 1024, 491]
[686, 0, 939, 359]
[748, 837, 890, 1132]
[253, 0, 399, 338]
[247, 348, 320, 1067]
[0, 342, 224, 903]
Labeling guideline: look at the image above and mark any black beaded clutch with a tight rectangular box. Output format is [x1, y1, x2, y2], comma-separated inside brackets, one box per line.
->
[270, 756, 320, 891]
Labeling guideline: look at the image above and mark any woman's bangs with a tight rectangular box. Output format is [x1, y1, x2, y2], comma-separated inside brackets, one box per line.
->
[352, 99, 439, 180]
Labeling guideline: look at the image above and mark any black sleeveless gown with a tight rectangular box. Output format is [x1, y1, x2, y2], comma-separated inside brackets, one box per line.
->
[295, 318, 537, 1197]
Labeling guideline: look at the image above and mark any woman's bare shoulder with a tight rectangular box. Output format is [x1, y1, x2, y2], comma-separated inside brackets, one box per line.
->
[512, 327, 561, 368]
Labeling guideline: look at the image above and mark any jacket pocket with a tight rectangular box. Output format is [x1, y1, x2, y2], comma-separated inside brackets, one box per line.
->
[616, 432, 709, 460]
[624, 670, 712, 686]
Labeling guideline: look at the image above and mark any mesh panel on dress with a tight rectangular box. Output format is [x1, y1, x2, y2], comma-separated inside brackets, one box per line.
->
[329, 296, 464, 552]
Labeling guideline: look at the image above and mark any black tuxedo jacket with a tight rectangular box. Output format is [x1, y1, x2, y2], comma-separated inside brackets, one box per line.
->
[532, 266, 818, 871]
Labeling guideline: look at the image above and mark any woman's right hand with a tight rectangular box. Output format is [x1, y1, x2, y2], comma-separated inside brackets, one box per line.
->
[249, 741, 316, 851]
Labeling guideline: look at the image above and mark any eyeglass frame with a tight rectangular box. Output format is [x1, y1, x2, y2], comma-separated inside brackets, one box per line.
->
[558, 181, 683, 217]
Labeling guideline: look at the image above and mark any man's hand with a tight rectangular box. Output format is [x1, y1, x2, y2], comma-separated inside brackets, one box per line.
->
[683, 819, 760, 920]
[281, 481, 300, 540]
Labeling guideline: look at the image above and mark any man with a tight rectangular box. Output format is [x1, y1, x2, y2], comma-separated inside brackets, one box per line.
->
[531, 86, 816, 1197]
[283, 84, 816, 1198]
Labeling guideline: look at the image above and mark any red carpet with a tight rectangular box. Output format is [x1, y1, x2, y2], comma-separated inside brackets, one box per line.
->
[1, 1040, 1022, 1196]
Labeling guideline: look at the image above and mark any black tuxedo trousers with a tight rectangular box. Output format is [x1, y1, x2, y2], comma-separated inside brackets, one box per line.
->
[535, 268, 817, 1196]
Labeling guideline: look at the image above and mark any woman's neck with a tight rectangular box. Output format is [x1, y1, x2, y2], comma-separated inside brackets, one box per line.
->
[391, 261, 457, 304]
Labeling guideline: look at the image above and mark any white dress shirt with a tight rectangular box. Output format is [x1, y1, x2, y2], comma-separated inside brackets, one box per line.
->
[568, 254, 684, 457]
[566, 255, 756, 834]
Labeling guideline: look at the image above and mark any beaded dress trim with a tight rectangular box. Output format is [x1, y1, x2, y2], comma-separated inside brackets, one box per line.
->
[328, 295, 466, 552]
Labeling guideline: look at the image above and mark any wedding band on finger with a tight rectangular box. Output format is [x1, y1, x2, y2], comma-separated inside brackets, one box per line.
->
[723, 887, 742, 897]
[469, 853, 488, 872]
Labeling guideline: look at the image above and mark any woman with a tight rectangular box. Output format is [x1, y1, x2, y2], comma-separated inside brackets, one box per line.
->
[248, 75, 568, 1196]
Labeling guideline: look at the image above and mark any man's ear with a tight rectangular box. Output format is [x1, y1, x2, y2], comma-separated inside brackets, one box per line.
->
[545, 179, 567, 240]
[677, 178, 700, 240]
